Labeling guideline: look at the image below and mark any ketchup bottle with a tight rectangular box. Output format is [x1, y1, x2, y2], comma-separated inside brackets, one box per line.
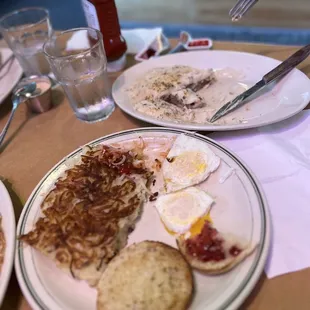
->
[81, 0, 127, 71]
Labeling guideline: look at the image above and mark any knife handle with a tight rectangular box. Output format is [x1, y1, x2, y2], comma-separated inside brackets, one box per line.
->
[263, 44, 310, 84]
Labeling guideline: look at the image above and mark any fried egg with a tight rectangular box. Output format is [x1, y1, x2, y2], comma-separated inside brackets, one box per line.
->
[162, 134, 220, 193]
[155, 187, 214, 235]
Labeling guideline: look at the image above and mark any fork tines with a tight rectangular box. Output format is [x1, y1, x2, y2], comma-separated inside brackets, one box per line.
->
[229, 0, 259, 21]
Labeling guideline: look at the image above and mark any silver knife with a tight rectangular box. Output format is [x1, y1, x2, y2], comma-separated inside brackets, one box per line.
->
[209, 44, 310, 123]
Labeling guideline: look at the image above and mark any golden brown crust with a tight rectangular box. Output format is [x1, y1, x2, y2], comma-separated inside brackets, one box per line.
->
[97, 241, 193, 310]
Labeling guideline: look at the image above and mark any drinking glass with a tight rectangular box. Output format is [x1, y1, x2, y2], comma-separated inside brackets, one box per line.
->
[43, 27, 115, 123]
[0, 7, 53, 76]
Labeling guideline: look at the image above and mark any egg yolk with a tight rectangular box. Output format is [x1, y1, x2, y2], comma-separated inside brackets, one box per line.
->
[162, 212, 212, 236]
[189, 213, 212, 236]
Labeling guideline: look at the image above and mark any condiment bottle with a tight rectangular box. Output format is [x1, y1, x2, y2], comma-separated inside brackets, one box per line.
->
[81, 0, 127, 72]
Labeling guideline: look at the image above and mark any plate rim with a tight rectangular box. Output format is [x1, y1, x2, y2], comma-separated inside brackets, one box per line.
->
[112, 49, 310, 131]
[0, 47, 23, 105]
[15, 127, 271, 310]
[0, 180, 16, 306]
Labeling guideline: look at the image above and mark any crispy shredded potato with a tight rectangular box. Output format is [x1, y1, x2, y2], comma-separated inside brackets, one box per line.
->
[20, 145, 153, 285]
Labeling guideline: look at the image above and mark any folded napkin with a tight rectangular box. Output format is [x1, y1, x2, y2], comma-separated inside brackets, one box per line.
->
[65, 27, 163, 56]
[122, 28, 163, 54]
[211, 110, 310, 278]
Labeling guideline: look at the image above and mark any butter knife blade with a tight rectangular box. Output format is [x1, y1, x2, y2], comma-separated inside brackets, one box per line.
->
[209, 80, 264, 123]
[210, 43, 310, 123]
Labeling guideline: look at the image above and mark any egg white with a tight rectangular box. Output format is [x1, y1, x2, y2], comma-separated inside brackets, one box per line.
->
[162, 134, 220, 193]
[155, 187, 214, 234]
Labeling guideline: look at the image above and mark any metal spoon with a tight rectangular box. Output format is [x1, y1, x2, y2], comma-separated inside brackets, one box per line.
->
[0, 82, 36, 147]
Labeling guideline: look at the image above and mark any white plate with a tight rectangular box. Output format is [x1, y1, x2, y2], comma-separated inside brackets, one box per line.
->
[0, 48, 23, 105]
[15, 128, 271, 310]
[112, 50, 310, 131]
[0, 180, 16, 306]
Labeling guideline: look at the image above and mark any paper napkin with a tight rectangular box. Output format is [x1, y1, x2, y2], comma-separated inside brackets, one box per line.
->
[211, 110, 310, 278]
[121, 27, 163, 54]
[65, 27, 163, 55]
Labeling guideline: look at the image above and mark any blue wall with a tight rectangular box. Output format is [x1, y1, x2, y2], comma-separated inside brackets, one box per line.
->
[1, 0, 310, 45]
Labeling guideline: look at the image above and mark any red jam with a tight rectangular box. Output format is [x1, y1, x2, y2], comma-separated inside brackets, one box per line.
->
[188, 40, 210, 47]
[185, 221, 241, 262]
[140, 48, 156, 60]
[229, 246, 241, 257]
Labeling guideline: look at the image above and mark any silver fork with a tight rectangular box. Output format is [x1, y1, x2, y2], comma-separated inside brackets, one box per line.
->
[229, 0, 259, 21]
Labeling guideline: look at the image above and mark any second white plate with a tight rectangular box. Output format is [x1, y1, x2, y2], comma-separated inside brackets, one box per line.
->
[112, 50, 310, 131]
[0, 48, 23, 105]
[0, 180, 16, 306]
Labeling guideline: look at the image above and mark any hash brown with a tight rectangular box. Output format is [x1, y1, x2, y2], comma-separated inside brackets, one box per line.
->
[20, 144, 153, 286]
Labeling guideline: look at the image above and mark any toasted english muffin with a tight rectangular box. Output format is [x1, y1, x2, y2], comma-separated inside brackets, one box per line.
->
[177, 221, 257, 274]
[177, 238, 256, 274]
[97, 241, 193, 310]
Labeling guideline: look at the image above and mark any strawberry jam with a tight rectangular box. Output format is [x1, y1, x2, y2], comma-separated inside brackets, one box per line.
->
[185, 221, 241, 262]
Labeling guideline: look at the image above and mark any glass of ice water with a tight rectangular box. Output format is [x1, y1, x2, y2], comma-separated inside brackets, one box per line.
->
[43, 27, 115, 123]
[0, 7, 53, 76]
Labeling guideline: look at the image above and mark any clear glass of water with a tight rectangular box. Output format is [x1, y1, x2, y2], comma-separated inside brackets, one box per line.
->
[43, 27, 115, 123]
[0, 7, 53, 76]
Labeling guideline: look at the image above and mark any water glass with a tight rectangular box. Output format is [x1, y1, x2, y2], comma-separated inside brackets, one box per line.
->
[43, 27, 115, 123]
[0, 7, 53, 76]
